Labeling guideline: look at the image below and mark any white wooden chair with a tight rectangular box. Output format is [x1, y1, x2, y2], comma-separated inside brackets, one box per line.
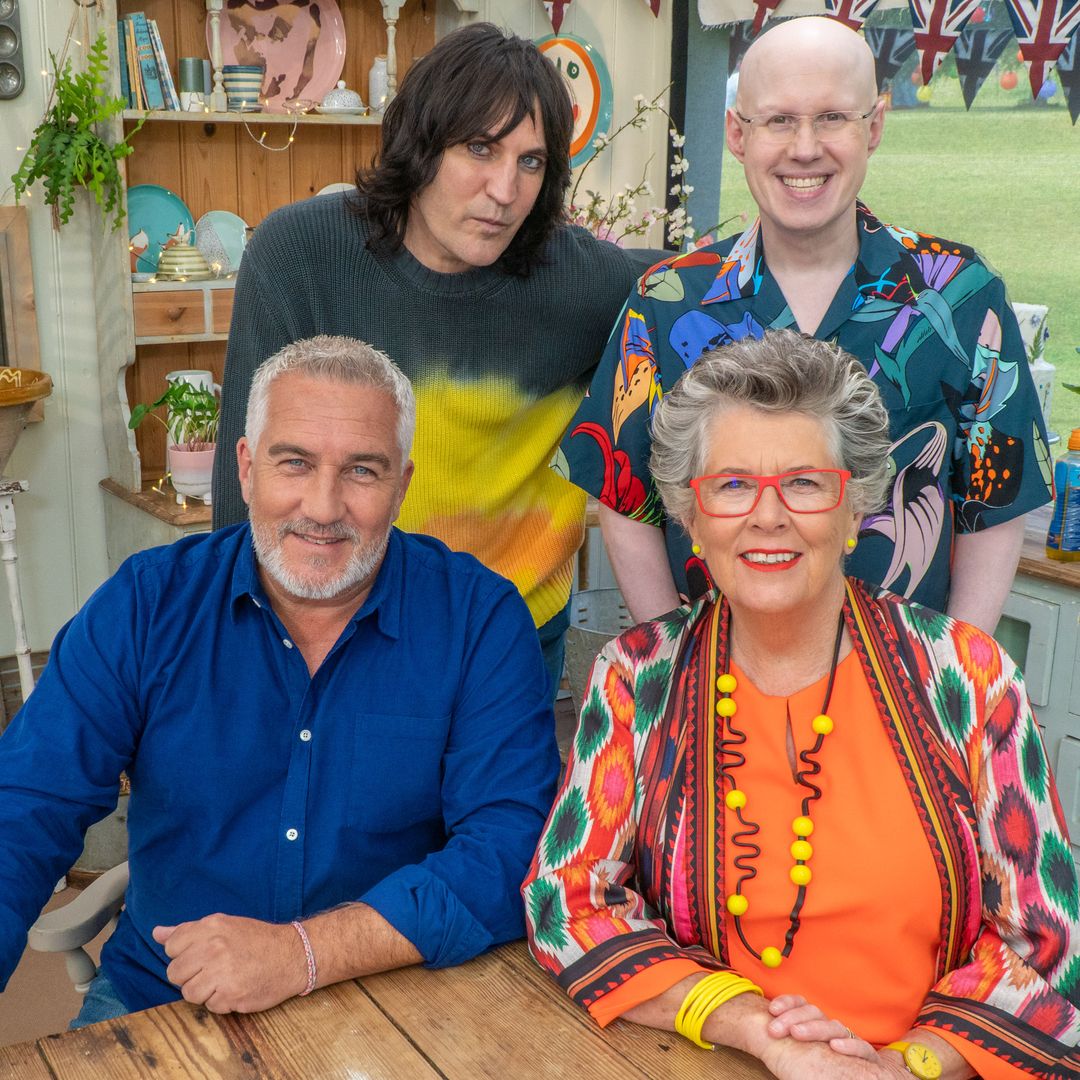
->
[27, 861, 129, 993]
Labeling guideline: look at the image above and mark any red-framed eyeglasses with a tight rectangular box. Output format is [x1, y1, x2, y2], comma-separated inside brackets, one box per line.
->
[689, 469, 851, 518]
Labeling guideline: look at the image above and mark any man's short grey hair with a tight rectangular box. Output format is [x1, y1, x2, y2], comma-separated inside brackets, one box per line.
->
[246, 335, 416, 460]
[650, 330, 891, 528]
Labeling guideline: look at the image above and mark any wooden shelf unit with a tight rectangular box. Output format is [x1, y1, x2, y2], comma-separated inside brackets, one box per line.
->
[90, 0, 434, 558]
[122, 109, 383, 126]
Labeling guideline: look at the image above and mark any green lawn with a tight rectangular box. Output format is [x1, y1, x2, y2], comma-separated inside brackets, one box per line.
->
[715, 101, 1080, 439]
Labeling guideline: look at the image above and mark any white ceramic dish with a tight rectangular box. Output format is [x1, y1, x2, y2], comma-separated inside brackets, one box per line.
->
[315, 104, 365, 115]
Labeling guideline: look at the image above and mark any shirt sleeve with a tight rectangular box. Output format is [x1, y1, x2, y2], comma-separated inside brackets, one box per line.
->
[951, 273, 1054, 534]
[522, 637, 728, 1019]
[212, 216, 297, 529]
[916, 660, 1080, 1075]
[359, 580, 560, 968]
[0, 563, 146, 988]
[560, 289, 669, 527]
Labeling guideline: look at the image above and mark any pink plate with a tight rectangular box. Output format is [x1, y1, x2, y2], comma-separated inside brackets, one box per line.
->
[210, 0, 347, 114]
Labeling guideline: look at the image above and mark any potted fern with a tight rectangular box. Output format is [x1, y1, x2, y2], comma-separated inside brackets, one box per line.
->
[129, 379, 219, 504]
[12, 29, 141, 231]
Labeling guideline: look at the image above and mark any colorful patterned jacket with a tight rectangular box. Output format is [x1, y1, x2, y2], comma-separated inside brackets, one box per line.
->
[524, 579, 1080, 1078]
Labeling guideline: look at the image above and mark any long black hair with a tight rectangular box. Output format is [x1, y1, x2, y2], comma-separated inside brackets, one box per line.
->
[354, 23, 573, 277]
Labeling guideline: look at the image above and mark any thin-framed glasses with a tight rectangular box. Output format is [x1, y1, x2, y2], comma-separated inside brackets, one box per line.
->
[689, 470, 851, 518]
[734, 108, 877, 143]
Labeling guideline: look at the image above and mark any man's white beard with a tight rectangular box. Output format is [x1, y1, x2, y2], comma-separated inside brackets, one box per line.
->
[252, 517, 390, 601]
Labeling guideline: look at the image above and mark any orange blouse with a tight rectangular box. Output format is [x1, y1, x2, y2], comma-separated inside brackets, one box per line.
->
[592, 651, 944, 1046]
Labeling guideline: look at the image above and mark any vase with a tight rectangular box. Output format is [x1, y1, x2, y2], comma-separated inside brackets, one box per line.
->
[168, 444, 215, 504]
[368, 55, 388, 113]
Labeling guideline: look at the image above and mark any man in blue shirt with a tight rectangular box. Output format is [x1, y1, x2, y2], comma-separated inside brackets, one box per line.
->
[0, 335, 559, 1022]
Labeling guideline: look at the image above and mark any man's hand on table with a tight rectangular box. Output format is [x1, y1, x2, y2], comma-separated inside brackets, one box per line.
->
[153, 914, 308, 1013]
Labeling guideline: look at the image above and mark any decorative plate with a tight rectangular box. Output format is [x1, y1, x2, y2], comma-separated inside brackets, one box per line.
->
[535, 34, 614, 168]
[127, 184, 196, 275]
[210, 0, 347, 114]
[195, 210, 249, 276]
[316, 182, 355, 196]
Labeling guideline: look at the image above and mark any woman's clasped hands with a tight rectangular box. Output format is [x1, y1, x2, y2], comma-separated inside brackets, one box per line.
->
[759, 995, 913, 1079]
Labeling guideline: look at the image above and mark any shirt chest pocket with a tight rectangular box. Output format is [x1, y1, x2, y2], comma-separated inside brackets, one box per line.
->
[347, 712, 449, 833]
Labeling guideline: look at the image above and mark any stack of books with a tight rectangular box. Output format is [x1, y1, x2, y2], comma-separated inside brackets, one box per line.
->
[118, 12, 181, 111]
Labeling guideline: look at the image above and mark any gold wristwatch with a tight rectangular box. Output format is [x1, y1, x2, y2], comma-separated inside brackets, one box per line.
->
[884, 1041, 943, 1079]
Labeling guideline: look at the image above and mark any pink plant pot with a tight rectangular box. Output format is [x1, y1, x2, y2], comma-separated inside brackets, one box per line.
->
[168, 444, 215, 503]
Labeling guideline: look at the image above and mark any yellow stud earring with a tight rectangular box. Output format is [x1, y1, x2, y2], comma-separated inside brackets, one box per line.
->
[692, 543, 702, 556]
[845, 537, 857, 551]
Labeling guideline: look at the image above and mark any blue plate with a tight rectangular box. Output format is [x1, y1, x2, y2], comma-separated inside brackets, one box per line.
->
[127, 184, 196, 275]
[536, 34, 614, 168]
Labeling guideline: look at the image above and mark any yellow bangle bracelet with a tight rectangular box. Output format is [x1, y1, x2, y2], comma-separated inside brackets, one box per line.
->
[675, 973, 739, 1049]
[684, 979, 763, 1048]
[675, 973, 763, 1050]
[675, 973, 741, 1029]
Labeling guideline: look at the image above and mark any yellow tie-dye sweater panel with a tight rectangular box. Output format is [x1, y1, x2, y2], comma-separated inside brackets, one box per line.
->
[397, 372, 586, 628]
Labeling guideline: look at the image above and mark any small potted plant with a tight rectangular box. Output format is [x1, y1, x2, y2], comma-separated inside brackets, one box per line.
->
[128, 379, 219, 503]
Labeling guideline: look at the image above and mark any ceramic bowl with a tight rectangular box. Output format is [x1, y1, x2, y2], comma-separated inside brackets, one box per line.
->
[320, 80, 363, 111]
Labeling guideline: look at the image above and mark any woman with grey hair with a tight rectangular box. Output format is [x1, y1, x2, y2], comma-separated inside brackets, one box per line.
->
[525, 330, 1079, 1079]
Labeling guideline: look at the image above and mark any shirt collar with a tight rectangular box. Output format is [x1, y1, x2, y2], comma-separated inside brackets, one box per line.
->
[230, 524, 404, 641]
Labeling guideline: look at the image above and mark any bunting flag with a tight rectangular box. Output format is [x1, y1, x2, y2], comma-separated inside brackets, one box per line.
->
[864, 26, 918, 89]
[908, 0, 984, 83]
[1004, 0, 1080, 96]
[543, 0, 571, 33]
[728, 21, 760, 75]
[954, 25, 1014, 106]
[1055, 29, 1080, 121]
[750, 0, 786, 35]
[824, 0, 882, 30]
[643, 0, 661, 16]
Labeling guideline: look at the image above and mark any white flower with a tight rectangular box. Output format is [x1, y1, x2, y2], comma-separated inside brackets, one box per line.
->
[682, 185, 694, 195]
[592, 134, 609, 150]
[633, 93, 646, 106]
[641, 181, 653, 197]
[670, 133, 686, 148]
[669, 184, 681, 196]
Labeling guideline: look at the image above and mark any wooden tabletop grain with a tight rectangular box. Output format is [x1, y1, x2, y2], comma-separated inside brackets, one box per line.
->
[1, 942, 771, 1079]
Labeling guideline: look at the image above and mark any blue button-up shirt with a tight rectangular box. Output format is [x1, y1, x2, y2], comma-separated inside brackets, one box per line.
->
[0, 525, 559, 1010]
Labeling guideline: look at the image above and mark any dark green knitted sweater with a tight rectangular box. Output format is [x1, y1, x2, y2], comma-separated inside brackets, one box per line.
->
[213, 192, 657, 624]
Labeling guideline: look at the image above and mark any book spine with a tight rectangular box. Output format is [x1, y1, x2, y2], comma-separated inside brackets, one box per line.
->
[124, 18, 143, 110]
[128, 12, 165, 110]
[117, 21, 131, 107]
[147, 19, 180, 110]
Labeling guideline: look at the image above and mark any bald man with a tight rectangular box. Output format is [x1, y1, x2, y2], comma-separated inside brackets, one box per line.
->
[562, 16, 1051, 634]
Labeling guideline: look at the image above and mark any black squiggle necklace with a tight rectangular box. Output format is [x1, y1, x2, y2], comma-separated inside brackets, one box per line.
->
[716, 610, 845, 968]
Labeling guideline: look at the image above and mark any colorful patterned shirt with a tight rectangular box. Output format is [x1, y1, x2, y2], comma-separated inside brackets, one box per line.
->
[523, 580, 1080, 1078]
[562, 204, 1053, 611]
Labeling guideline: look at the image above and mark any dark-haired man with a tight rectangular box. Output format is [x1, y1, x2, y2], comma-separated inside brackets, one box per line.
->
[214, 23, 660, 696]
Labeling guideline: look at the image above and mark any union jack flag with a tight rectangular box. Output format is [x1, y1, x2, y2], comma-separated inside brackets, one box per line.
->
[1004, 0, 1080, 95]
[907, 0, 983, 85]
[823, 0, 882, 30]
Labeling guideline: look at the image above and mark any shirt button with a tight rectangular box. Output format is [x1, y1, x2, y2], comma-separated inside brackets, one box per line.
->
[283, 639, 294, 649]
[285, 828, 299, 841]
[299, 729, 312, 742]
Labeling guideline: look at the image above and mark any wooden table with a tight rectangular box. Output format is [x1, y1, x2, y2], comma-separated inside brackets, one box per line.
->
[0, 942, 770, 1079]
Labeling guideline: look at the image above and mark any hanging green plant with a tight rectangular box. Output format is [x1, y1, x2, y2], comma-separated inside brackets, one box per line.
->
[11, 29, 142, 230]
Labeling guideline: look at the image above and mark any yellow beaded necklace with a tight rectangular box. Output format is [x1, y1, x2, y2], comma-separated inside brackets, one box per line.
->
[717, 612, 845, 969]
